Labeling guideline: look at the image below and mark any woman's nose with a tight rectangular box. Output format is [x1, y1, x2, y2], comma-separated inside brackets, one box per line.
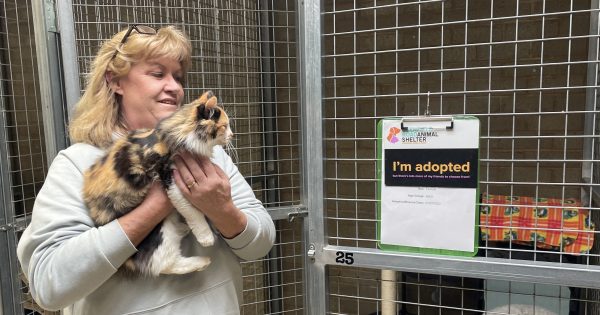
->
[164, 74, 182, 92]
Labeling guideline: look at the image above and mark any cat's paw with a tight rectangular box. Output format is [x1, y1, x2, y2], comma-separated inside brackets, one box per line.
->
[188, 256, 211, 272]
[161, 256, 211, 275]
[193, 229, 215, 247]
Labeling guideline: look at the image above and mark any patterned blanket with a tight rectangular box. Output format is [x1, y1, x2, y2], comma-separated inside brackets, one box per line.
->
[480, 194, 595, 254]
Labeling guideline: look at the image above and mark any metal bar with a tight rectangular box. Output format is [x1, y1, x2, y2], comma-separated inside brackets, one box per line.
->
[321, 245, 600, 289]
[257, 2, 283, 312]
[259, 0, 278, 208]
[258, 3, 283, 311]
[32, 0, 68, 165]
[0, 68, 15, 315]
[266, 205, 307, 221]
[57, 0, 81, 117]
[583, 0, 600, 206]
[0, 232, 16, 315]
[297, 0, 326, 313]
[0, 0, 25, 311]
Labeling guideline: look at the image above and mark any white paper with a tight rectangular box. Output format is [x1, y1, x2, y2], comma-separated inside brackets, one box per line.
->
[380, 118, 479, 253]
[381, 186, 477, 251]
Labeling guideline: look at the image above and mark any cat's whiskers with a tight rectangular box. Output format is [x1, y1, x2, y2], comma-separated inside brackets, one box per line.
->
[224, 139, 238, 164]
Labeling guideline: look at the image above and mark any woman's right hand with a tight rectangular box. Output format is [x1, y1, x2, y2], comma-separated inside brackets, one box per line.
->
[118, 181, 173, 246]
[142, 181, 173, 215]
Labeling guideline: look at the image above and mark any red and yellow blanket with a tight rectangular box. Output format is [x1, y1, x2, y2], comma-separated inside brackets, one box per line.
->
[480, 194, 595, 254]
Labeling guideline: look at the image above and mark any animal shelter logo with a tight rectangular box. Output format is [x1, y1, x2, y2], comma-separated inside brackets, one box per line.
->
[386, 126, 439, 144]
[387, 126, 401, 144]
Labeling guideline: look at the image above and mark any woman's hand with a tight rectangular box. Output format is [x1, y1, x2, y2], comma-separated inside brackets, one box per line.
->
[118, 181, 174, 246]
[172, 151, 247, 238]
[142, 181, 174, 214]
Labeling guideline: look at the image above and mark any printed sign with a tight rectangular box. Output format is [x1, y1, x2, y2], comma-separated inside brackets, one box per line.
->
[378, 117, 480, 256]
[384, 148, 478, 188]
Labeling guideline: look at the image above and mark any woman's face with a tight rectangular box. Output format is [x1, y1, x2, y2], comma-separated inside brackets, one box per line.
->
[113, 57, 184, 130]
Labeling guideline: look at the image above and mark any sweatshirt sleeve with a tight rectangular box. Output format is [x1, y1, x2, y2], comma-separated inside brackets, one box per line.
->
[213, 146, 276, 260]
[16, 148, 137, 311]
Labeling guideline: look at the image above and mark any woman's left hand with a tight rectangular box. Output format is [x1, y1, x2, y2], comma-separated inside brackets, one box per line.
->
[172, 151, 247, 238]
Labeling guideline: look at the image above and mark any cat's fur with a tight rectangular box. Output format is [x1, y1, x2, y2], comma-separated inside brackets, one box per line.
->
[83, 91, 232, 277]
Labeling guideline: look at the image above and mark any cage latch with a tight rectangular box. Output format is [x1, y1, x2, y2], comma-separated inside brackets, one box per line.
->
[0, 220, 26, 232]
[288, 206, 308, 222]
[0, 222, 15, 232]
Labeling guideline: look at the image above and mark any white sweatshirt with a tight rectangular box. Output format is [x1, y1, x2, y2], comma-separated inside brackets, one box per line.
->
[17, 143, 275, 315]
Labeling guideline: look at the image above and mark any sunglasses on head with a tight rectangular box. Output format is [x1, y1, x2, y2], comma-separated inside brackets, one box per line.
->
[111, 24, 157, 60]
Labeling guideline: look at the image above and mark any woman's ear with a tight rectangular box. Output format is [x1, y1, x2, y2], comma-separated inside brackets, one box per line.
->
[105, 71, 123, 95]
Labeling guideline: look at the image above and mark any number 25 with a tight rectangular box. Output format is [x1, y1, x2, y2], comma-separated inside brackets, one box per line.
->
[335, 251, 354, 265]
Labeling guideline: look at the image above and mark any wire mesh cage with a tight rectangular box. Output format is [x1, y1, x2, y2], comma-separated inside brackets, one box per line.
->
[323, 0, 598, 256]
[322, 0, 599, 313]
[242, 219, 305, 315]
[328, 265, 600, 315]
[0, 0, 47, 229]
[0, 0, 51, 314]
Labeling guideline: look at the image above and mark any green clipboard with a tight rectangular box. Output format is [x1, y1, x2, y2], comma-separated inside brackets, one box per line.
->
[377, 116, 480, 257]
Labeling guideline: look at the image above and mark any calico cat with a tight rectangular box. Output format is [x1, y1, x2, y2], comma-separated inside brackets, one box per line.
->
[83, 90, 233, 277]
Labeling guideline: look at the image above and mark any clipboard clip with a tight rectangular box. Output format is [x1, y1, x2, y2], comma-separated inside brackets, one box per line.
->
[401, 92, 454, 130]
[400, 116, 454, 131]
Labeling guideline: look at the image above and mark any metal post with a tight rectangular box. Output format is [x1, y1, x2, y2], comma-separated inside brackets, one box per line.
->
[32, 0, 68, 165]
[297, 0, 326, 313]
[0, 68, 17, 315]
[57, 0, 81, 116]
[585, 1, 600, 312]
[0, 1, 19, 311]
[583, 0, 599, 202]
[0, 232, 15, 315]
[258, 0, 283, 312]
[0, 126, 16, 315]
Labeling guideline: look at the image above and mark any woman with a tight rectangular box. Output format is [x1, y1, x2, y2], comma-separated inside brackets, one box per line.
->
[17, 25, 275, 314]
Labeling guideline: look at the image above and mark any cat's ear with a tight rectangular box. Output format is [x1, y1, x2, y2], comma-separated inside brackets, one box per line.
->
[210, 107, 221, 120]
[197, 104, 208, 120]
[196, 91, 221, 120]
[197, 104, 221, 121]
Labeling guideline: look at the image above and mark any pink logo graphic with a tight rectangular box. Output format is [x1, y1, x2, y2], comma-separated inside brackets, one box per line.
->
[387, 126, 400, 143]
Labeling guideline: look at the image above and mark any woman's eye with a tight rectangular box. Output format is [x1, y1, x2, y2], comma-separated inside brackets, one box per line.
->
[151, 72, 164, 78]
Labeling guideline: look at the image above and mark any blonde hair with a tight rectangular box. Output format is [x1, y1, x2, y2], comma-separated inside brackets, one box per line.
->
[69, 25, 192, 148]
